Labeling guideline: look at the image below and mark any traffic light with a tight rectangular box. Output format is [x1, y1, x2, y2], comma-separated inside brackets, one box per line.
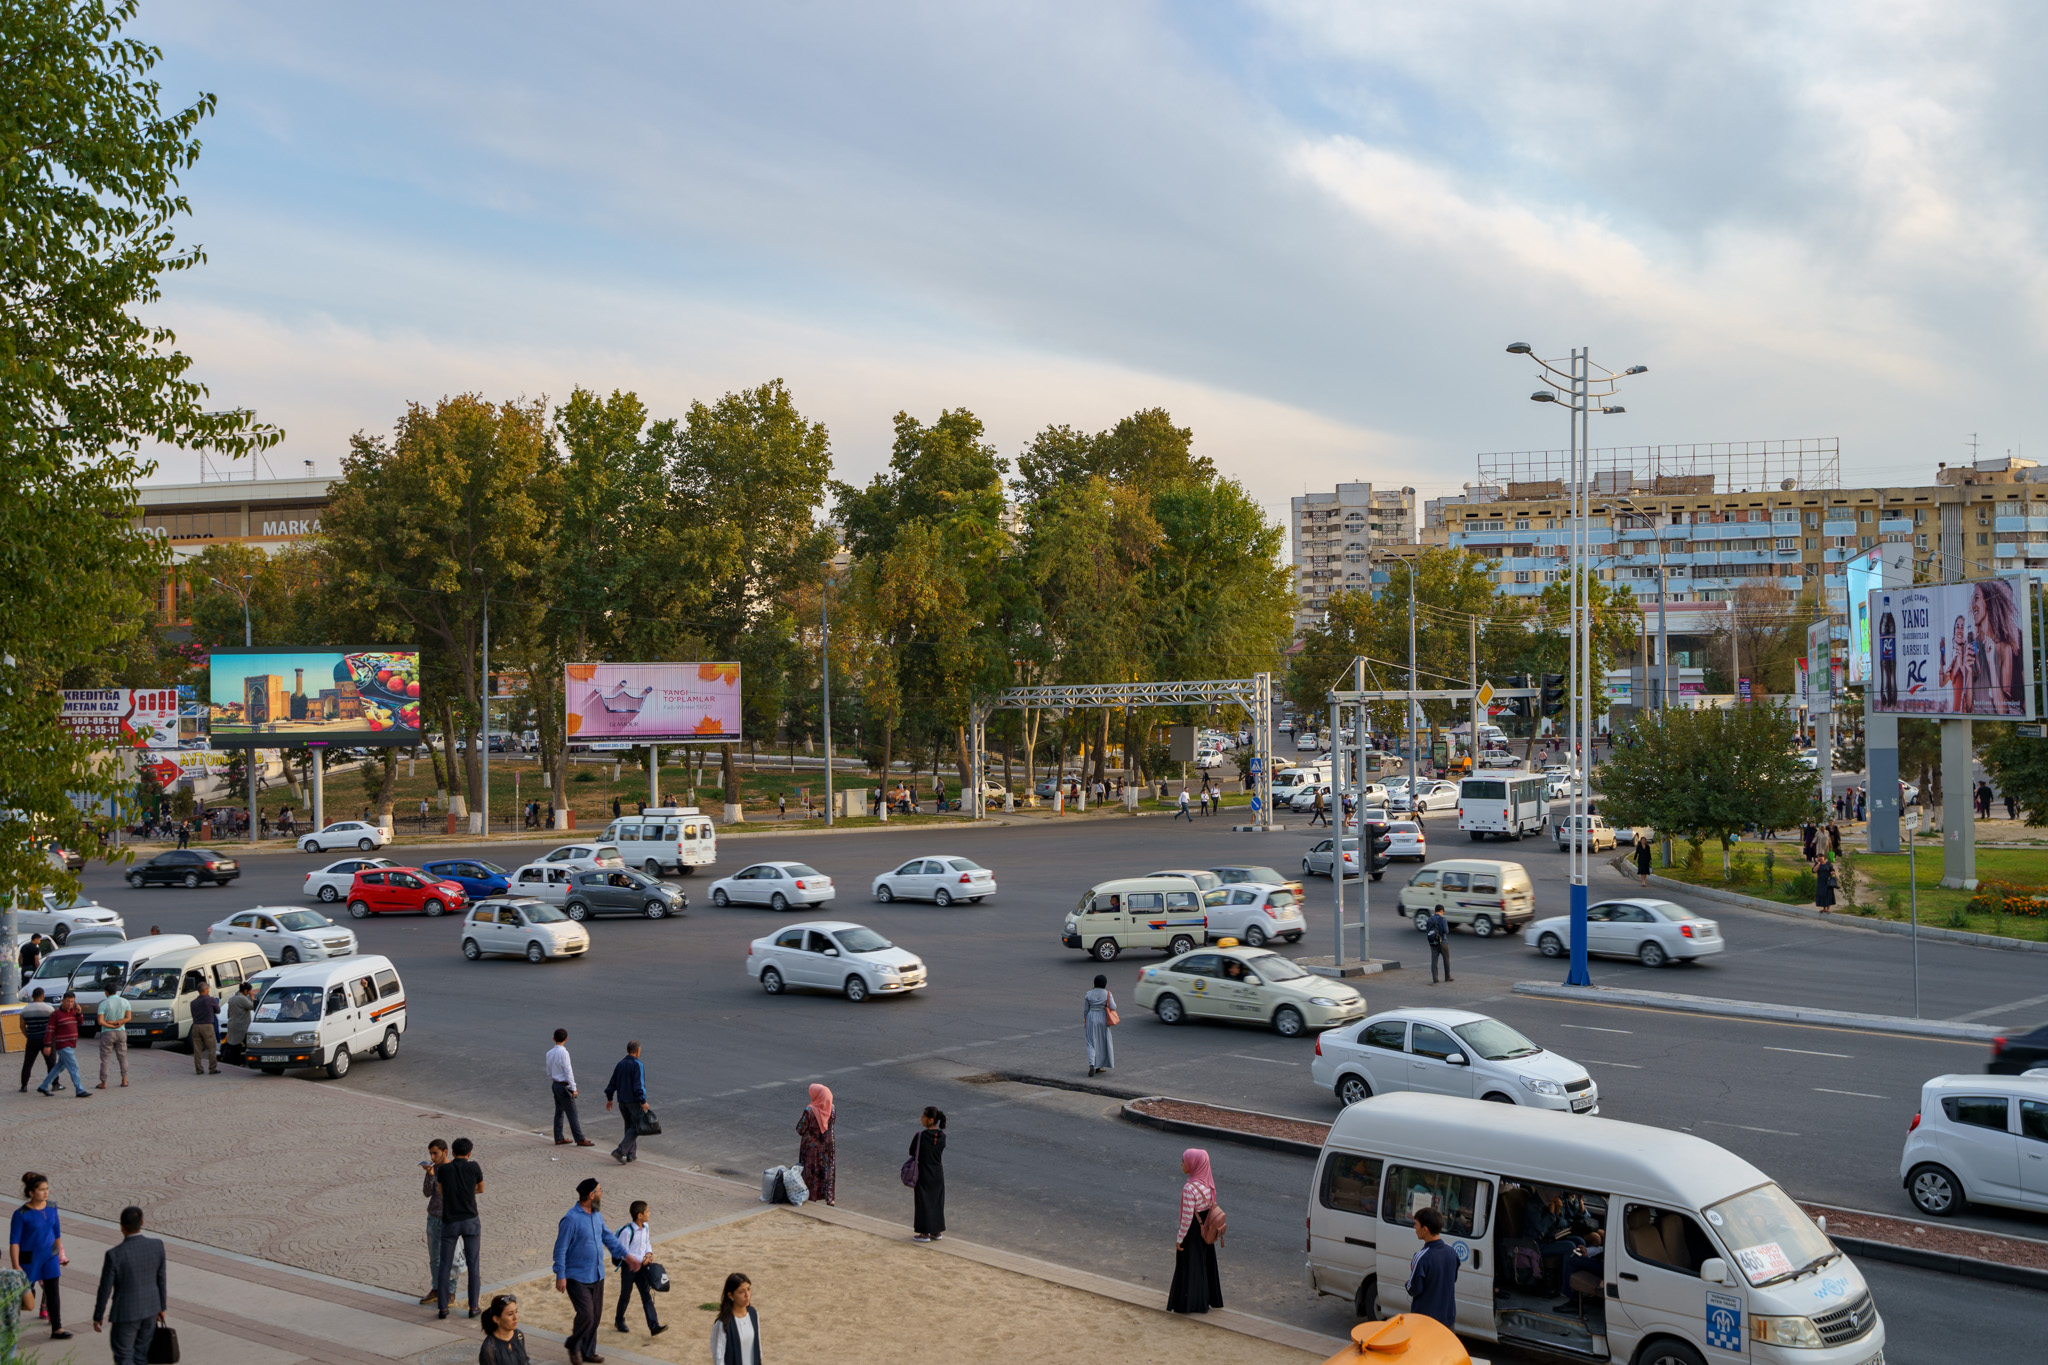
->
[1540, 674, 1566, 716]
[1502, 674, 1530, 719]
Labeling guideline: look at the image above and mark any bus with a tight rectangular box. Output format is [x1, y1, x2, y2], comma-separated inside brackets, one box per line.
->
[1456, 773, 1547, 841]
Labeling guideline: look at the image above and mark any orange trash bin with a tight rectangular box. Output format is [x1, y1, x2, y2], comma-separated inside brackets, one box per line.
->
[1318, 1314, 1470, 1365]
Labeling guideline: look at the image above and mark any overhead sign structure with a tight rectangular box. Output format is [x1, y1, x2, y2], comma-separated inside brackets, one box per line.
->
[1870, 580, 2035, 718]
[565, 662, 742, 743]
[60, 688, 182, 749]
[208, 648, 423, 746]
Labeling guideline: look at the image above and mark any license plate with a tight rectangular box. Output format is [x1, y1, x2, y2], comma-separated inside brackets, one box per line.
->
[126, 1027, 147, 1037]
[260, 1054, 286, 1063]
[1571, 1097, 1594, 1112]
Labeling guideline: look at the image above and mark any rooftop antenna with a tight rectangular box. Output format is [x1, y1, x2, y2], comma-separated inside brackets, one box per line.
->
[1967, 432, 1979, 464]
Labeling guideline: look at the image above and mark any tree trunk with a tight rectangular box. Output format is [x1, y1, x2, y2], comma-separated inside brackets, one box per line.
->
[1092, 709, 1110, 786]
[721, 743, 737, 809]
[879, 725, 894, 798]
[1023, 706, 1040, 797]
[375, 749, 398, 819]
[954, 722, 972, 792]
[439, 698, 466, 816]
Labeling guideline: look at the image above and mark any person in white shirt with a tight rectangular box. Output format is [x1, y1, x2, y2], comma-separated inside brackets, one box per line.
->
[612, 1200, 665, 1337]
[546, 1028, 589, 1146]
[710, 1273, 761, 1365]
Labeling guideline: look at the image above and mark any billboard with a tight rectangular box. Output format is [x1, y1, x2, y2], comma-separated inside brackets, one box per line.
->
[59, 688, 181, 749]
[565, 662, 741, 743]
[1844, 550, 1881, 684]
[1870, 580, 2035, 718]
[208, 648, 423, 746]
[1806, 620, 1834, 710]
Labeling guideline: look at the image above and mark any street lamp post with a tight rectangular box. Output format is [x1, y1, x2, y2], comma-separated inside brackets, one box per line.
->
[210, 574, 257, 845]
[822, 567, 836, 828]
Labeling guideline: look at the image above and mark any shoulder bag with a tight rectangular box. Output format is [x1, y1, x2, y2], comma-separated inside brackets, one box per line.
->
[1199, 1202, 1227, 1246]
[1104, 994, 1120, 1027]
[899, 1130, 921, 1187]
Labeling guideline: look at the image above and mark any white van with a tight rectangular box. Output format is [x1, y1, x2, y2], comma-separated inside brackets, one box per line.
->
[1060, 875, 1208, 962]
[1457, 773, 1548, 840]
[120, 942, 272, 1045]
[244, 953, 407, 1078]
[64, 934, 202, 1032]
[1271, 763, 1330, 802]
[1397, 860, 1536, 936]
[600, 806, 717, 877]
[1308, 1093, 1882, 1363]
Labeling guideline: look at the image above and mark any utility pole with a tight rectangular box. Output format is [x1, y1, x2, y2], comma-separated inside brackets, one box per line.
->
[1407, 565, 1419, 793]
[822, 569, 835, 827]
[1469, 616, 1480, 765]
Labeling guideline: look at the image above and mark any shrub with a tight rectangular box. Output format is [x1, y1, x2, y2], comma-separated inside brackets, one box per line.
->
[1683, 838, 1706, 872]
[1886, 889, 1905, 917]
[1787, 868, 1817, 902]
[572, 769, 597, 783]
[1946, 903, 1970, 928]
[1726, 856, 1756, 887]
[1763, 846, 1776, 887]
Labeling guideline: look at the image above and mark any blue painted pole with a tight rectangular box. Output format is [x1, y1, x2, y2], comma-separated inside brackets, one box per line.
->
[1567, 879, 1591, 985]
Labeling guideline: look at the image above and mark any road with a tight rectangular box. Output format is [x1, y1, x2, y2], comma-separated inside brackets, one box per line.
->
[71, 805, 2047, 1361]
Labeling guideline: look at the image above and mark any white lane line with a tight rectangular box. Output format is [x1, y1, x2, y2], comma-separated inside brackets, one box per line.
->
[1229, 1054, 1301, 1066]
[1814, 1088, 1888, 1099]
[1699, 1119, 1801, 1137]
[1949, 993, 2048, 1023]
[1560, 1024, 1633, 1034]
[1584, 1059, 1643, 1069]
[1764, 1046, 1853, 1059]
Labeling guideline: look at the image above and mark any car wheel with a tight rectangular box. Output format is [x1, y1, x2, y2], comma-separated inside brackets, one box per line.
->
[1472, 915, 1495, 939]
[971, 897, 985, 904]
[1092, 938, 1120, 962]
[52, 923, 70, 947]
[643, 899, 668, 919]
[713, 888, 730, 906]
[317, 884, 339, 902]
[358, 838, 375, 851]
[1302, 859, 1314, 876]
[348, 900, 370, 919]
[128, 872, 144, 888]
[424, 899, 446, 918]
[526, 941, 547, 963]
[1168, 934, 1196, 956]
[934, 888, 952, 907]
[771, 892, 789, 912]
[645, 859, 662, 877]
[1272, 1006, 1305, 1038]
[1481, 1091, 1515, 1104]
[281, 946, 300, 964]
[325, 1045, 351, 1079]
[1636, 1341, 1707, 1365]
[183, 871, 200, 888]
[1156, 993, 1185, 1025]
[1370, 871, 1383, 881]
[463, 938, 482, 960]
[1337, 1073, 1373, 1105]
[1413, 910, 1431, 932]
[1538, 932, 1564, 958]
[566, 901, 588, 920]
[1908, 1163, 1964, 1216]
[1469, 832, 1483, 842]
[1354, 1275, 1379, 1321]
[877, 884, 895, 903]
[1638, 940, 1669, 968]
[1241, 924, 1267, 948]
[380, 1027, 401, 1060]
[844, 975, 869, 1003]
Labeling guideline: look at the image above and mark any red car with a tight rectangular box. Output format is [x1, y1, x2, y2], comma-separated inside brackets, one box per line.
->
[345, 866, 467, 919]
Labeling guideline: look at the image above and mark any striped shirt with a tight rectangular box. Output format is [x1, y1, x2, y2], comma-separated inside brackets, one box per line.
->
[1176, 1178, 1215, 1243]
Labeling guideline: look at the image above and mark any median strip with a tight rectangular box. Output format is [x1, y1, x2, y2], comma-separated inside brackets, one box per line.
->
[1511, 981, 2003, 1042]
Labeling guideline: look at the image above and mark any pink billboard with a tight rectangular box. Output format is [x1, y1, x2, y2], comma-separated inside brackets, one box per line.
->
[565, 662, 742, 742]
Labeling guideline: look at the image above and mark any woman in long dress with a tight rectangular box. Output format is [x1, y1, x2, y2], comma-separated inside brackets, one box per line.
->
[797, 1084, 836, 1205]
[911, 1106, 946, 1242]
[1083, 975, 1116, 1077]
[1167, 1148, 1222, 1314]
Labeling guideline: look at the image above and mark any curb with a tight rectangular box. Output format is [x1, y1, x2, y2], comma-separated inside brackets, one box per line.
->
[967, 1071, 1150, 1101]
[1511, 981, 2003, 1041]
[1644, 874, 2048, 955]
[1829, 1233, 2048, 1292]
[1119, 1096, 1324, 1157]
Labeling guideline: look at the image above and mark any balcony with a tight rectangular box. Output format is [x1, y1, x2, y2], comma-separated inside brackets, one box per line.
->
[1822, 520, 1857, 537]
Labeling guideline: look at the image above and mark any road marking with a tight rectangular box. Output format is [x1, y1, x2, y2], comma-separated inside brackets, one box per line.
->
[1949, 993, 2048, 1023]
[1765, 1046, 1853, 1059]
[1560, 1024, 1633, 1034]
[1699, 1119, 1801, 1137]
[1583, 1059, 1642, 1069]
[1229, 1053, 1300, 1066]
[1814, 1088, 1888, 1099]
[1516, 998, 1984, 1045]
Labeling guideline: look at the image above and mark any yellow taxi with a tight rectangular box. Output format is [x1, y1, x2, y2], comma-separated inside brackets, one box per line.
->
[1131, 943, 1366, 1037]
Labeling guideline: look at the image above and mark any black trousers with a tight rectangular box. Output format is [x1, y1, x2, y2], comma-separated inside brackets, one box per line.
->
[1430, 940, 1452, 982]
[19, 1042, 55, 1090]
[614, 1263, 661, 1330]
[553, 1080, 585, 1141]
[34, 1276, 61, 1330]
[614, 1101, 641, 1160]
[108, 1317, 156, 1365]
[437, 1217, 481, 1313]
[566, 1279, 605, 1357]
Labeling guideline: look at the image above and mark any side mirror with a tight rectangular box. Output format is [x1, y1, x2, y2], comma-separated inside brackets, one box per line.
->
[263, 925, 279, 933]
[823, 947, 840, 957]
[1814, 1215, 1827, 1235]
[1446, 1053, 1468, 1066]
[1700, 1258, 1731, 1286]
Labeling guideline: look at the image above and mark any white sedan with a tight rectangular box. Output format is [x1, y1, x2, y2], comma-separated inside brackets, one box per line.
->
[304, 856, 397, 903]
[871, 855, 996, 905]
[1523, 897, 1724, 967]
[709, 861, 835, 911]
[1391, 781, 1460, 813]
[1311, 1007, 1598, 1112]
[297, 821, 391, 854]
[20, 893, 125, 948]
[747, 920, 926, 1001]
[206, 907, 358, 964]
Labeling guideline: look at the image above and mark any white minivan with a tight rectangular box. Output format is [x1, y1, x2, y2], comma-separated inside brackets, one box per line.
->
[1308, 1093, 1883, 1364]
[64, 934, 201, 1032]
[1457, 773, 1548, 841]
[601, 806, 717, 877]
[244, 954, 407, 1078]
[121, 942, 272, 1046]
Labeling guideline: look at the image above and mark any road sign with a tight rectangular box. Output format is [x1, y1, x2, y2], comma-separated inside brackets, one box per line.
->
[1248, 757, 1263, 774]
[1901, 811, 1921, 833]
[1476, 681, 1495, 707]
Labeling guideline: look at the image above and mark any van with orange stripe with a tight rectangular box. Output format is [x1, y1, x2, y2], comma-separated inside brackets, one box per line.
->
[243, 953, 407, 1079]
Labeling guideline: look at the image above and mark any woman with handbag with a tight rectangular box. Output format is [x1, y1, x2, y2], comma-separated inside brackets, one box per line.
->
[1083, 975, 1118, 1077]
[1167, 1148, 1224, 1315]
[9, 1172, 70, 1341]
[907, 1107, 946, 1242]
[796, 1085, 836, 1206]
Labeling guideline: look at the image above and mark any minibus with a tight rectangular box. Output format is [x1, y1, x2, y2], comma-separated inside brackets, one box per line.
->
[601, 806, 717, 876]
[1458, 772, 1548, 840]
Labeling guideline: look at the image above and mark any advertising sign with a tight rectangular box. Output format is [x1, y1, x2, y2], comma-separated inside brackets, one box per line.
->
[565, 662, 741, 743]
[1870, 580, 2035, 717]
[1806, 620, 1834, 710]
[208, 648, 423, 746]
[59, 688, 182, 749]
[1844, 550, 1881, 684]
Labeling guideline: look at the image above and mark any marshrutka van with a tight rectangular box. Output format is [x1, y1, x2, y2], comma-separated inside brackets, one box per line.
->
[601, 806, 716, 877]
[244, 954, 407, 1079]
[120, 942, 271, 1045]
[1308, 1093, 1882, 1364]
[1457, 772, 1548, 840]
[1061, 875, 1207, 962]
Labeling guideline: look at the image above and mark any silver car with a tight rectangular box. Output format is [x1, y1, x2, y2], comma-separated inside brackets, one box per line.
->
[709, 861, 835, 911]
[871, 855, 997, 905]
[206, 907, 358, 964]
[1523, 897, 1724, 967]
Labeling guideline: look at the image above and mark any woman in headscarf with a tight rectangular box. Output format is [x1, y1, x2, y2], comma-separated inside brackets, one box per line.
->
[1083, 975, 1117, 1077]
[1167, 1148, 1223, 1314]
[796, 1084, 836, 1206]
[910, 1107, 946, 1242]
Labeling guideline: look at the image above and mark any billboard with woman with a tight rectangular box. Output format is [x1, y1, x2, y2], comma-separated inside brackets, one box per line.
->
[1870, 579, 2033, 718]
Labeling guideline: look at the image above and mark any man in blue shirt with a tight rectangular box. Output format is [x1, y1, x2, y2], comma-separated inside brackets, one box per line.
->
[555, 1178, 638, 1365]
[1405, 1206, 1459, 1332]
[603, 1042, 647, 1165]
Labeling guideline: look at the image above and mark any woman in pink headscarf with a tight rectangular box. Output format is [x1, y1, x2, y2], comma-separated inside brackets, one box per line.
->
[796, 1084, 836, 1205]
[1167, 1148, 1223, 1314]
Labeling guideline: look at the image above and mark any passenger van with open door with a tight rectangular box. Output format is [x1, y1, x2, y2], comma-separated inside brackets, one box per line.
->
[1307, 1093, 1883, 1365]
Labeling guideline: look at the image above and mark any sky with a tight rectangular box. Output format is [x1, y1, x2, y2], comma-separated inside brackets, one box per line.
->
[129, 2, 2048, 531]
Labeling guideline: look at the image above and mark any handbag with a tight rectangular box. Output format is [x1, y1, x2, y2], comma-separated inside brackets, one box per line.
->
[147, 1325, 181, 1363]
[634, 1105, 661, 1136]
[1105, 1002, 1120, 1027]
[644, 1260, 670, 1292]
[900, 1131, 921, 1188]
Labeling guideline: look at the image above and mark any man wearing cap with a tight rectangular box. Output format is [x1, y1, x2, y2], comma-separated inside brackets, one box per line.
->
[553, 1178, 638, 1365]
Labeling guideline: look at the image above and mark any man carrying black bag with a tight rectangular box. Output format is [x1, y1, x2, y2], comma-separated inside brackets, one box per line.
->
[604, 1041, 649, 1165]
[92, 1205, 169, 1364]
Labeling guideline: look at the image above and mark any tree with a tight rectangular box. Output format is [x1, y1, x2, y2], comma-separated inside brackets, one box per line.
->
[835, 408, 1005, 560]
[1012, 407, 1213, 501]
[2, 0, 278, 971]
[1983, 728, 2048, 826]
[1597, 702, 1817, 872]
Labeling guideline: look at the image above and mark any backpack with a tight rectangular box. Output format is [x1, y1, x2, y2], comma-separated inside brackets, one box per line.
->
[1513, 1244, 1541, 1285]
[1200, 1203, 1226, 1245]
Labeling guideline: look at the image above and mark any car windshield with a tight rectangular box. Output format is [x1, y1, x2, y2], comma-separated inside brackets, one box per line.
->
[77, 960, 130, 992]
[275, 911, 330, 932]
[1249, 954, 1307, 982]
[784, 864, 822, 878]
[34, 950, 93, 981]
[1703, 1183, 1836, 1287]
[124, 966, 181, 1000]
[254, 986, 325, 1021]
[835, 927, 893, 953]
[1452, 1018, 1543, 1060]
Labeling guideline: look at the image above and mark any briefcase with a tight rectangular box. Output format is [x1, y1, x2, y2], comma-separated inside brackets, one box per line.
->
[147, 1325, 181, 1363]
[634, 1105, 661, 1136]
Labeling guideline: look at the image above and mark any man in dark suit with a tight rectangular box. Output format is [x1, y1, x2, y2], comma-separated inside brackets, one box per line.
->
[92, 1205, 167, 1365]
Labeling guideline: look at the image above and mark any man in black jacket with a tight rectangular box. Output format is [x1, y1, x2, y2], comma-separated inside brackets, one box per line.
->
[93, 1205, 167, 1365]
[605, 1041, 648, 1164]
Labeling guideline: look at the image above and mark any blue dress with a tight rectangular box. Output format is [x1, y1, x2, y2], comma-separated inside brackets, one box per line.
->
[10, 1204, 61, 1281]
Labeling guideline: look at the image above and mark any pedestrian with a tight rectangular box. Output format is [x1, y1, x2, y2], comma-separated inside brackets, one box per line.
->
[796, 1084, 836, 1206]
[552, 1176, 636, 1364]
[603, 1041, 647, 1165]
[909, 1106, 946, 1243]
[1855, 790, 1866, 821]
[418, 1139, 468, 1306]
[90, 1204, 165, 1365]
[37, 993, 90, 1100]
[1405, 1207, 1459, 1331]
[222, 980, 255, 1068]
[419, 796, 430, 830]
[1634, 836, 1652, 888]
[479, 1294, 530, 1365]
[1175, 787, 1193, 822]
[709, 1273, 762, 1365]
[435, 1137, 484, 1320]
[612, 797, 622, 821]
[1425, 908, 1452, 985]
[17, 931, 45, 978]
[95, 987, 131, 1089]
[175, 821, 188, 850]
[1800, 821, 1818, 862]
[10, 1172, 70, 1341]
[1309, 788, 1326, 827]
[1083, 974, 1117, 1077]
[776, 792, 786, 820]
[2007, 791, 2019, 821]
[17, 988, 55, 1093]
[1977, 781, 1992, 820]
[548, 1028, 592, 1147]
[611, 1199, 665, 1338]
[1827, 822, 1843, 858]
[188, 979, 221, 1075]
[1166, 1147, 1223, 1315]
[1814, 856, 1838, 912]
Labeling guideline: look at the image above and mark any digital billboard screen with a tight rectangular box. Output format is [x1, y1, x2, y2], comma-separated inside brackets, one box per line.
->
[1844, 550, 1881, 684]
[565, 662, 741, 743]
[208, 648, 423, 746]
[1870, 580, 2034, 718]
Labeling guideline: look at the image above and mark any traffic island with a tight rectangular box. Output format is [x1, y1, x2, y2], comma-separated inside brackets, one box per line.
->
[1122, 1096, 1327, 1156]
[1511, 981, 2003, 1042]
[1799, 1202, 2048, 1291]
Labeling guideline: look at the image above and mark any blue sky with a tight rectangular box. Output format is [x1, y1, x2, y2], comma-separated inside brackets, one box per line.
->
[132, 2, 2048, 524]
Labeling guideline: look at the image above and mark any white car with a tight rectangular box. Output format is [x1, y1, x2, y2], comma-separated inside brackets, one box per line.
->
[709, 861, 835, 911]
[1379, 820, 1427, 860]
[506, 863, 574, 906]
[539, 842, 625, 871]
[871, 855, 996, 905]
[1288, 783, 1333, 813]
[297, 821, 391, 854]
[1296, 731, 1324, 752]
[1194, 750, 1227, 770]
[1553, 814, 1618, 851]
[304, 857, 398, 904]
[747, 920, 926, 1001]
[1390, 781, 1459, 814]
[1523, 896, 1724, 967]
[206, 907, 358, 964]
[1200, 883, 1305, 947]
[1902, 1073, 2048, 1217]
[19, 893, 125, 947]
[1311, 1007, 1599, 1113]
[461, 897, 590, 963]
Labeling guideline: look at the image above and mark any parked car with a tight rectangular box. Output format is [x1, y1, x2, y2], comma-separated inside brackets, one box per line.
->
[708, 861, 835, 910]
[1553, 814, 1617, 851]
[1201, 883, 1306, 947]
[19, 892, 125, 947]
[539, 842, 625, 871]
[871, 855, 996, 905]
[461, 897, 589, 962]
[304, 856, 398, 903]
[1988, 1023, 2048, 1075]
[1523, 897, 1723, 967]
[1132, 944, 1365, 1037]
[297, 821, 391, 854]
[748, 920, 927, 1001]
[1311, 1007, 1597, 1111]
[1901, 1072, 2048, 1216]
[344, 866, 468, 919]
[241, 954, 407, 1078]
[125, 848, 240, 889]
[563, 868, 686, 920]
[206, 907, 358, 964]
[419, 859, 513, 900]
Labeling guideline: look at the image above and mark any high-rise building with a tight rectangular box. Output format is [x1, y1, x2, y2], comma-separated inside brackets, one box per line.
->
[1290, 482, 1416, 629]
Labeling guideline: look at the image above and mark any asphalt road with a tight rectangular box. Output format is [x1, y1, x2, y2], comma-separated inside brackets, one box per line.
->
[71, 806, 2047, 1358]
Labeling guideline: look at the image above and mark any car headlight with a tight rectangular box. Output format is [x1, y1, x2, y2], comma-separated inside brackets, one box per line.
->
[1750, 1315, 1824, 1348]
[1520, 1076, 1565, 1097]
[293, 1031, 318, 1045]
[150, 1009, 171, 1020]
[876, 965, 899, 976]
[1310, 996, 1348, 1008]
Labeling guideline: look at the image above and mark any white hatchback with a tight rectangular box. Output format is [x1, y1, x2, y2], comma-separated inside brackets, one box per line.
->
[1523, 896, 1724, 967]
[539, 842, 626, 871]
[871, 855, 996, 905]
[709, 861, 835, 911]
[206, 907, 358, 964]
[748, 920, 927, 1001]
[1200, 883, 1306, 947]
[1901, 1073, 2048, 1217]
[298, 821, 391, 854]
[304, 857, 397, 904]
[461, 897, 590, 963]
[1311, 1007, 1598, 1112]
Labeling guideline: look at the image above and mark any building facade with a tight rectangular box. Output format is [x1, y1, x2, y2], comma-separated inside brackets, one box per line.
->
[133, 475, 335, 625]
[1290, 482, 1416, 628]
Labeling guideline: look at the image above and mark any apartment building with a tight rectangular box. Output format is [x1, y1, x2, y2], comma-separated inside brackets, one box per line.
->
[1290, 482, 1416, 627]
